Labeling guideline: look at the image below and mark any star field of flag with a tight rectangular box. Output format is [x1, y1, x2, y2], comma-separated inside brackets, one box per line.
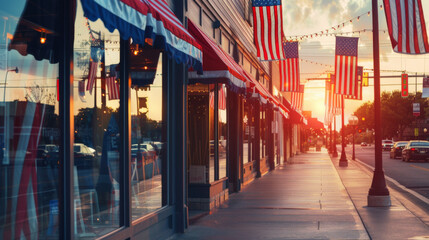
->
[252, 0, 281, 7]
[284, 41, 299, 58]
[336, 36, 358, 56]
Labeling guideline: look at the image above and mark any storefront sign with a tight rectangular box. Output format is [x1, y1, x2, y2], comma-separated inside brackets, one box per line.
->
[413, 103, 420, 116]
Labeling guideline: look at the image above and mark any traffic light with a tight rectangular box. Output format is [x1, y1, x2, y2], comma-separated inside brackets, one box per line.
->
[401, 74, 408, 97]
[362, 72, 369, 86]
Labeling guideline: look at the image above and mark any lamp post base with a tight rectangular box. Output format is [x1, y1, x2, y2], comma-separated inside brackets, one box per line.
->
[367, 195, 391, 207]
[339, 159, 348, 167]
[339, 149, 348, 167]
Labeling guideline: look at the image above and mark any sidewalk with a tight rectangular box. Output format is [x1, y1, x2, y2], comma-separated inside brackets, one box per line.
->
[331, 151, 429, 239]
[171, 150, 373, 240]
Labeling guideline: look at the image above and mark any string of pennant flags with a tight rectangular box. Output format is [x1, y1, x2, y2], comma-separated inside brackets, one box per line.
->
[284, 9, 385, 41]
[286, 29, 389, 42]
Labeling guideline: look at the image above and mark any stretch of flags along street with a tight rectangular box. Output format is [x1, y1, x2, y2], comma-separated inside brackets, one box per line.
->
[251, 0, 429, 124]
[66, 0, 429, 117]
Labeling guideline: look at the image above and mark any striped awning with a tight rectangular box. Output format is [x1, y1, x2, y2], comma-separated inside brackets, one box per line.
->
[81, 0, 203, 72]
[187, 20, 246, 93]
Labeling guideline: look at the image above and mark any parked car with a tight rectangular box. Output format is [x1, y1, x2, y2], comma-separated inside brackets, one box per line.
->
[36, 149, 49, 167]
[390, 141, 408, 159]
[38, 144, 59, 167]
[401, 140, 429, 162]
[73, 143, 97, 169]
[360, 142, 368, 147]
[131, 144, 149, 159]
[382, 140, 394, 151]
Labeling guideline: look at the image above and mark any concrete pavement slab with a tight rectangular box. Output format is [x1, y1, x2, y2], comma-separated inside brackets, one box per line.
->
[170, 150, 369, 240]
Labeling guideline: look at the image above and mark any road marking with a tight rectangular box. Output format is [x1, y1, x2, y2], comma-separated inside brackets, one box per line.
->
[410, 165, 429, 172]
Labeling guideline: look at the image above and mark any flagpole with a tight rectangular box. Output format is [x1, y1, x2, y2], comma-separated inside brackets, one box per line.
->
[339, 96, 348, 166]
[368, 0, 390, 206]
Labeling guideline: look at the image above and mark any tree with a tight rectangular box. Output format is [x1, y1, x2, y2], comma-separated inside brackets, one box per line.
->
[353, 90, 428, 140]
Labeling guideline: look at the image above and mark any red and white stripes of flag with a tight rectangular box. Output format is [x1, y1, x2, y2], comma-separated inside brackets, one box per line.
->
[280, 41, 300, 92]
[383, 0, 429, 54]
[106, 77, 120, 100]
[252, 0, 285, 61]
[86, 61, 98, 94]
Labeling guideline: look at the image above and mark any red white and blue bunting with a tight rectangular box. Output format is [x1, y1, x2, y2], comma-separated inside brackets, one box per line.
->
[81, 0, 203, 72]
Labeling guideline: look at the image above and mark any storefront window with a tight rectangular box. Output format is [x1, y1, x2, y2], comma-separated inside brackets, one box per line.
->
[209, 84, 215, 183]
[130, 45, 164, 220]
[218, 84, 227, 179]
[188, 83, 226, 183]
[73, 2, 120, 236]
[260, 109, 266, 159]
[187, 84, 211, 184]
[1, 1, 60, 239]
[243, 100, 252, 163]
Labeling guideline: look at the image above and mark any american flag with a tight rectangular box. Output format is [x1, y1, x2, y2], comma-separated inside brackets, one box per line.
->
[280, 41, 300, 92]
[252, 0, 285, 61]
[3, 101, 45, 240]
[347, 66, 363, 100]
[291, 84, 304, 110]
[86, 61, 98, 94]
[335, 36, 358, 97]
[325, 79, 333, 125]
[383, 0, 429, 54]
[333, 93, 342, 116]
[328, 74, 342, 116]
[218, 85, 226, 110]
[209, 85, 226, 110]
[106, 77, 120, 100]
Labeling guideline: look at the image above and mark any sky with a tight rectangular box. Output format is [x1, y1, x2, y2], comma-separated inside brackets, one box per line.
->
[282, 0, 429, 128]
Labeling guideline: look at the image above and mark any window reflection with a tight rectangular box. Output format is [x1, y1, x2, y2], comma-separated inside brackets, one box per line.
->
[1, 1, 60, 239]
[130, 45, 164, 221]
[243, 100, 252, 163]
[73, 2, 120, 236]
[218, 84, 227, 179]
[209, 84, 215, 183]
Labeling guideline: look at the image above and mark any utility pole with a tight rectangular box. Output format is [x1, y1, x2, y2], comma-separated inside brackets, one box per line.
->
[368, 0, 391, 207]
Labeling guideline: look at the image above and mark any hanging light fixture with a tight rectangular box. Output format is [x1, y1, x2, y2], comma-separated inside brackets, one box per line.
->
[133, 44, 139, 55]
[40, 32, 46, 44]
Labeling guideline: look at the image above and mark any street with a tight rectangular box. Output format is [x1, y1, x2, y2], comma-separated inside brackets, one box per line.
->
[343, 144, 429, 202]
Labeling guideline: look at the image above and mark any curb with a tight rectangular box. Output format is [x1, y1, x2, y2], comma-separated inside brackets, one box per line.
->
[349, 155, 429, 206]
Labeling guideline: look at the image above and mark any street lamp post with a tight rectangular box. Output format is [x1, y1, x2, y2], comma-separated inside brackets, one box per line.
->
[339, 96, 348, 167]
[348, 116, 358, 160]
[332, 116, 338, 157]
[368, 0, 390, 207]
[329, 123, 332, 154]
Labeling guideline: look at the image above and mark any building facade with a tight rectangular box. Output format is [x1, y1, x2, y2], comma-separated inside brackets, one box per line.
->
[0, 0, 305, 239]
